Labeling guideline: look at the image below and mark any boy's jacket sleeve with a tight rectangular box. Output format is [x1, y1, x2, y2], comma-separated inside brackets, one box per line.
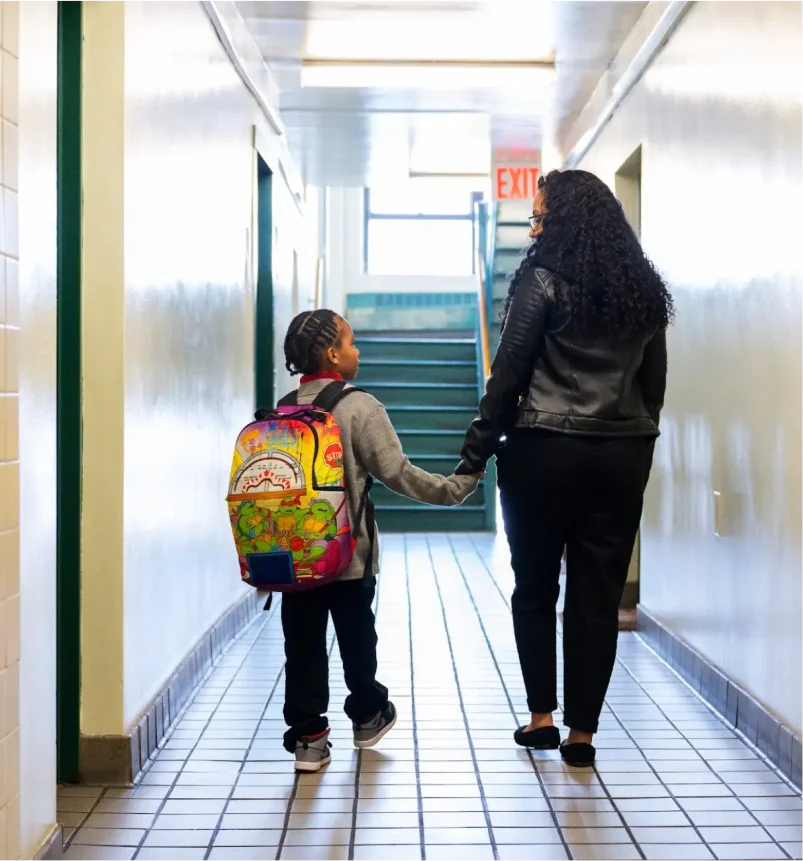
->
[355, 403, 478, 506]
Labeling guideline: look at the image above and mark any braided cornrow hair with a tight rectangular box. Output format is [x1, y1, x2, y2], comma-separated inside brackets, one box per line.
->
[284, 309, 342, 376]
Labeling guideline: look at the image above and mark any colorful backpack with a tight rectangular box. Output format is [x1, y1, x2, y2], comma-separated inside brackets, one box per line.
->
[226, 381, 374, 593]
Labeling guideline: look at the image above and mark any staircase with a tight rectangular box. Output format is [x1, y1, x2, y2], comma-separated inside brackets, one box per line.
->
[487, 199, 531, 352]
[357, 333, 494, 532]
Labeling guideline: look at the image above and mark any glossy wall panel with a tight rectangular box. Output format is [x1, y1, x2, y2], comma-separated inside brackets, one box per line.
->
[117, 2, 317, 728]
[578, 1, 802, 730]
[12, 0, 57, 859]
[0, 4, 21, 856]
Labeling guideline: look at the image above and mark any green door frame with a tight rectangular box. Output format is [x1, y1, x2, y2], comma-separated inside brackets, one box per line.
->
[255, 158, 274, 408]
[56, 0, 83, 783]
[615, 145, 643, 610]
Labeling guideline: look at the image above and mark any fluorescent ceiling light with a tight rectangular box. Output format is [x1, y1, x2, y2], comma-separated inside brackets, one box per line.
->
[408, 171, 490, 178]
[300, 61, 555, 90]
[304, 8, 555, 63]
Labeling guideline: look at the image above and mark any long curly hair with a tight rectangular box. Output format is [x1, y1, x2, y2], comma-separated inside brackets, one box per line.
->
[501, 169, 674, 338]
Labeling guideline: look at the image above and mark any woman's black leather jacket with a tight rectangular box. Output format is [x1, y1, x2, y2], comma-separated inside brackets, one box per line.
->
[456, 266, 667, 475]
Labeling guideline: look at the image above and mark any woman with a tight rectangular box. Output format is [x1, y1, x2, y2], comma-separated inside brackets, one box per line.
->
[456, 169, 672, 767]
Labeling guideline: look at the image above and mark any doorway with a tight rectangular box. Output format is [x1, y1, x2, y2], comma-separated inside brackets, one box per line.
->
[255, 157, 274, 408]
[615, 145, 643, 609]
[615, 145, 641, 235]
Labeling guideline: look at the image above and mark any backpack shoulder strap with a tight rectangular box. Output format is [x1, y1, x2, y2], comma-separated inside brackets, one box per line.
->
[277, 390, 299, 407]
[260, 383, 366, 420]
[312, 382, 375, 577]
[254, 390, 297, 421]
[312, 381, 366, 413]
[355, 475, 376, 579]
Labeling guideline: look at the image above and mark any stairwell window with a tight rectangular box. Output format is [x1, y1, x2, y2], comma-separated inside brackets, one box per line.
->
[363, 182, 482, 277]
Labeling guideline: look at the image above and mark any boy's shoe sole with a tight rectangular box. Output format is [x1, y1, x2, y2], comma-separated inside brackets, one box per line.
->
[293, 729, 331, 772]
[294, 750, 331, 772]
[353, 703, 398, 749]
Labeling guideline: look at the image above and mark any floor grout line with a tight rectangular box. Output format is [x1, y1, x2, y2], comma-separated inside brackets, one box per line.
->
[468, 532, 801, 859]
[62, 606, 276, 854]
[425, 534, 499, 860]
[276, 626, 340, 861]
[129, 609, 276, 860]
[345, 544, 387, 860]
[404, 534, 428, 861]
[462, 541, 646, 861]
[634, 632, 802, 793]
[445, 534, 578, 861]
[613, 653, 795, 859]
[59, 534, 803, 861]
[199, 603, 289, 860]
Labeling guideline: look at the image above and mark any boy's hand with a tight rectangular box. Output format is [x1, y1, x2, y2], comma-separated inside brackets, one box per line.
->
[446, 472, 482, 504]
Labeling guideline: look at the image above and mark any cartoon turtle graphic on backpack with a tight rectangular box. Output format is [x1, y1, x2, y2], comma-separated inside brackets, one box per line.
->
[273, 497, 303, 553]
[299, 499, 337, 543]
[234, 500, 275, 554]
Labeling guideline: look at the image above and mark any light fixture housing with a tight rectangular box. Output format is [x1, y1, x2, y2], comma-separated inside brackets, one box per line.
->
[300, 60, 555, 90]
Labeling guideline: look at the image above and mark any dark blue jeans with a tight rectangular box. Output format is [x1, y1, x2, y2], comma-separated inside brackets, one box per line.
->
[498, 429, 653, 734]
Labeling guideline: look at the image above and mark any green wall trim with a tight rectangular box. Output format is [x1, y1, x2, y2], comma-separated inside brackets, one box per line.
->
[347, 292, 477, 310]
[255, 161, 274, 409]
[56, 0, 83, 784]
[347, 292, 478, 333]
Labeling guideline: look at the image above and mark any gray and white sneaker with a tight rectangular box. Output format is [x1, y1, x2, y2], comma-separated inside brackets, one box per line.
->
[294, 730, 332, 772]
[353, 702, 397, 749]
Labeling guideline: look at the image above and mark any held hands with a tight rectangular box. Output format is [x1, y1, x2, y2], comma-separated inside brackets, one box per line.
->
[447, 471, 484, 504]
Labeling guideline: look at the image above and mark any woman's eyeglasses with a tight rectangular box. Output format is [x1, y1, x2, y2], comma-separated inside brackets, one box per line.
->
[528, 213, 546, 229]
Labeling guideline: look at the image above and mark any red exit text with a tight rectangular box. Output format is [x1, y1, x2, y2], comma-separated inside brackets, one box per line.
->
[495, 166, 540, 201]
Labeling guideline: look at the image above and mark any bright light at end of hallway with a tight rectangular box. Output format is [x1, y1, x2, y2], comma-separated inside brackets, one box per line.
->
[300, 61, 556, 91]
[409, 113, 492, 177]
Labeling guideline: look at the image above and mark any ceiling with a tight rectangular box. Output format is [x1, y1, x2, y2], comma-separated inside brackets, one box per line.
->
[236, 1, 648, 186]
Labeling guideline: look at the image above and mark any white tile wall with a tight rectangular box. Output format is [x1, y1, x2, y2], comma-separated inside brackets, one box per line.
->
[0, 3, 19, 859]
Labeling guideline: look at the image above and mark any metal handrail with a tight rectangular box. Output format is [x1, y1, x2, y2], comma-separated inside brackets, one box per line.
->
[476, 249, 492, 381]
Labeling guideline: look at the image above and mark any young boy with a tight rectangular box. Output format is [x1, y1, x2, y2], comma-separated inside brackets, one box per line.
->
[280, 309, 480, 771]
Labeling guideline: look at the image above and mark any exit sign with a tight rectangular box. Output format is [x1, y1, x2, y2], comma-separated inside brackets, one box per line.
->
[495, 165, 540, 201]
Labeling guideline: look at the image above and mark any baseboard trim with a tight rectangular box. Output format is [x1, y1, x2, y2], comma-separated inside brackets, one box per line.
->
[637, 605, 802, 789]
[79, 589, 261, 784]
[34, 825, 64, 860]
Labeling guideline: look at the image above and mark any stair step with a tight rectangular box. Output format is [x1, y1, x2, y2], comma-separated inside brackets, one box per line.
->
[356, 331, 475, 340]
[359, 382, 478, 408]
[358, 359, 477, 385]
[373, 481, 486, 508]
[375, 505, 489, 532]
[386, 405, 477, 431]
[358, 339, 476, 363]
[396, 429, 465, 455]
[351, 325, 495, 530]
[408, 454, 460, 474]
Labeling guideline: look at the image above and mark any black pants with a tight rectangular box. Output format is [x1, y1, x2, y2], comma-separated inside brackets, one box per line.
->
[498, 430, 653, 734]
[281, 576, 388, 751]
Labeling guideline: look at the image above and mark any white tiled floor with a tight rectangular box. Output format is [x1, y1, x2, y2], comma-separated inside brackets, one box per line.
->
[60, 534, 802, 861]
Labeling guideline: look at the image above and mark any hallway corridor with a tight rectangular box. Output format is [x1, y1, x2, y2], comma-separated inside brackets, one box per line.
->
[58, 536, 801, 861]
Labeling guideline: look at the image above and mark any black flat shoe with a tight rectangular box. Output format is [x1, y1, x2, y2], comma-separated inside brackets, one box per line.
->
[513, 725, 560, 749]
[560, 740, 596, 767]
